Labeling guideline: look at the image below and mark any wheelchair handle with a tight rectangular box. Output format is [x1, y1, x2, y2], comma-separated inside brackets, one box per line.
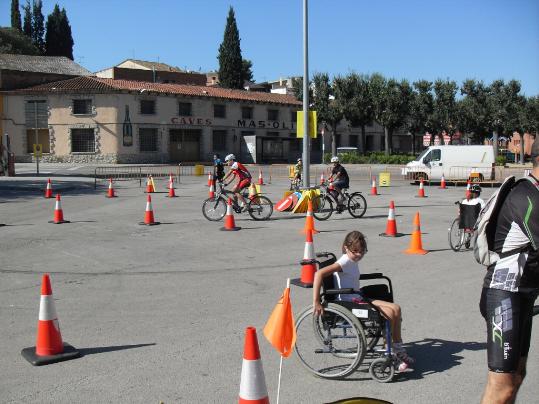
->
[315, 252, 337, 259]
[300, 259, 318, 266]
[324, 288, 355, 295]
[359, 273, 385, 280]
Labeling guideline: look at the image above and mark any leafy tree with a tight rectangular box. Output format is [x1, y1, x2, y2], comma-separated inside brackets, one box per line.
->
[217, 6, 243, 89]
[0, 26, 39, 54]
[312, 73, 343, 156]
[408, 80, 434, 154]
[11, 0, 22, 31]
[459, 79, 490, 143]
[241, 59, 253, 83]
[22, 0, 32, 38]
[431, 79, 458, 138]
[45, 5, 74, 59]
[31, 0, 45, 53]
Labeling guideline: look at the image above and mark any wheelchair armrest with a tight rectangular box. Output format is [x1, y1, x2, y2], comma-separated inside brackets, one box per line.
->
[359, 273, 385, 280]
[324, 288, 355, 295]
[300, 259, 318, 266]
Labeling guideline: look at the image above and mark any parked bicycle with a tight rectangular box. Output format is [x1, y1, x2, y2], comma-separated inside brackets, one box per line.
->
[202, 181, 273, 221]
[312, 182, 367, 220]
[448, 201, 480, 251]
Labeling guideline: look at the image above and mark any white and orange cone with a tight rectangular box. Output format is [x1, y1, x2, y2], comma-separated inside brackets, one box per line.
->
[145, 176, 155, 193]
[238, 327, 269, 404]
[140, 195, 159, 225]
[49, 194, 69, 224]
[302, 200, 319, 234]
[21, 274, 80, 366]
[44, 178, 53, 198]
[106, 178, 116, 198]
[300, 229, 316, 286]
[465, 179, 471, 199]
[221, 198, 241, 231]
[207, 172, 212, 187]
[208, 180, 215, 199]
[380, 201, 403, 237]
[258, 169, 264, 186]
[320, 172, 325, 185]
[166, 177, 177, 198]
[439, 175, 447, 189]
[416, 178, 426, 198]
[370, 176, 378, 196]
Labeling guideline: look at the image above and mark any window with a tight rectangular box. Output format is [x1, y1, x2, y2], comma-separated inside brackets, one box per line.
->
[242, 107, 253, 119]
[25, 100, 48, 128]
[214, 104, 226, 118]
[26, 129, 50, 153]
[140, 99, 156, 115]
[349, 135, 358, 147]
[268, 109, 279, 121]
[291, 110, 297, 122]
[71, 128, 95, 153]
[178, 102, 192, 116]
[139, 128, 158, 152]
[213, 130, 227, 150]
[72, 99, 92, 115]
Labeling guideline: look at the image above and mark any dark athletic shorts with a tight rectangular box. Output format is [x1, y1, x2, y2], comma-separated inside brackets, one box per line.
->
[479, 288, 537, 373]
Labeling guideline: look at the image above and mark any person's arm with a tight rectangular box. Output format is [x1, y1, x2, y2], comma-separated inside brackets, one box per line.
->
[313, 262, 342, 315]
[222, 170, 233, 185]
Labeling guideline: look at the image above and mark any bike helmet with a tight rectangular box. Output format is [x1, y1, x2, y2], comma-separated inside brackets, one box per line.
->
[330, 156, 340, 163]
[471, 184, 482, 195]
[297, 158, 302, 162]
[224, 154, 235, 162]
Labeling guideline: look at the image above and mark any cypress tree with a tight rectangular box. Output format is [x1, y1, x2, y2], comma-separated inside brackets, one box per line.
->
[22, 0, 32, 38]
[59, 7, 74, 60]
[44, 4, 61, 56]
[217, 7, 243, 89]
[11, 0, 22, 31]
[32, 0, 45, 53]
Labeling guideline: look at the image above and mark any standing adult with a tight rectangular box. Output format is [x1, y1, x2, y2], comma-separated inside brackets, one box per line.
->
[480, 137, 539, 404]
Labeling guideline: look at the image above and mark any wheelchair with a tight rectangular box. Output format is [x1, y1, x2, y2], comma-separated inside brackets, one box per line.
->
[293, 252, 403, 382]
[448, 202, 481, 251]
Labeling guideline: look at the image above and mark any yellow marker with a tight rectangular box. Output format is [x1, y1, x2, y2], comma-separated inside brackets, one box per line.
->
[296, 111, 317, 138]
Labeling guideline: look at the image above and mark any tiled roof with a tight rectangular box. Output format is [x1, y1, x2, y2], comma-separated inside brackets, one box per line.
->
[3, 76, 302, 106]
[120, 59, 184, 72]
[0, 54, 91, 75]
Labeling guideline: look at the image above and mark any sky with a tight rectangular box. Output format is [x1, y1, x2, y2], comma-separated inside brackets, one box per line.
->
[1, 0, 538, 95]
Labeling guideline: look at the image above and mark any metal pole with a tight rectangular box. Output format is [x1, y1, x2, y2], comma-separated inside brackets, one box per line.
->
[34, 102, 39, 176]
[302, 0, 310, 187]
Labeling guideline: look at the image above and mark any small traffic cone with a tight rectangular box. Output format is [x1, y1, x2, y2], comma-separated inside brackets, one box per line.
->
[208, 180, 215, 199]
[145, 176, 155, 193]
[166, 177, 177, 198]
[328, 182, 335, 191]
[207, 172, 212, 187]
[404, 212, 428, 255]
[248, 183, 258, 202]
[106, 178, 116, 198]
[320, 172, 325, 185]
[258, 169, 264, 186]
[49, 194, 69, 224]
[299, 229, 316, 286]
[416, 178, 427, 198]
[221, 198, 241, 231]
[140, 195, 160, 225]
[44, 178, 53, 198]
[380, 201, 403, 237]
[465, 180, 471, 199]
[21, 274, 80, 366]
[302, 200, 319, 234]
[370, 176, 378, 195]
[238, 327, 269, 404]
[439, 175, 447, 189]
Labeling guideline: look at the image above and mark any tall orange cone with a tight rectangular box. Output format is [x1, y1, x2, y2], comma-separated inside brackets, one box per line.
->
[320, 172, 325, 185]
[238, 327, 269, 404]
[140, 195, 160, 225]
[300, 230, 316, 285]
[49, 194, 69, 224]
[166, 177, 177, 198]
[21, 274, 80, 366]
[302, 200, 319, 234]
[207, 172, 212, 187]
[380, 201, 403, 237]
[44, 178, 53, 198]
[258, 169, 264, 185]
[465, 179, 471, 199]
[221, 198, 241, 231]
[439, 175, 447, 189]
[370, 176, 378, 195]
[208, 180, 215, 198]
[416, 178, 427, 198]
[145, 176, 155, 193]
[106, 178, 116, 198]
[404, 212, 428, 254]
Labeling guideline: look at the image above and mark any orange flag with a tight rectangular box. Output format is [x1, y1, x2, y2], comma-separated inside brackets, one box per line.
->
[263, 286, 296, 358]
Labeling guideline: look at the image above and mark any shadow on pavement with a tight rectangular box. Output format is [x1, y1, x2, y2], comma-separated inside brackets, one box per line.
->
[78, 343, 156, 357]
[0, 179, 104, 200]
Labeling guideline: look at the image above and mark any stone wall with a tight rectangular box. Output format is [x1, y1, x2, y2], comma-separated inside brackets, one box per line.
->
[15, 152, 170, 164]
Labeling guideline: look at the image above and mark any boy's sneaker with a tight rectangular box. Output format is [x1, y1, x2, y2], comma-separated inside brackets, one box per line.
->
[396, 360, 413, 373]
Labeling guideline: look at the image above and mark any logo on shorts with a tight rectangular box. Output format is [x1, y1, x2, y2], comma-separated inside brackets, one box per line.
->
[491, 298, 513, 348]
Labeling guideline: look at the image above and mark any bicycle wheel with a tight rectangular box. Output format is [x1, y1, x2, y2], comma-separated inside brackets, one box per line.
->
[312, 195, 333, 221]
[347, 192, 367, 218]
[202, 197, 226, 221]
[247, 195, 273, 220]
[294, 303, 367, 379]
[448, 218, 464, 251]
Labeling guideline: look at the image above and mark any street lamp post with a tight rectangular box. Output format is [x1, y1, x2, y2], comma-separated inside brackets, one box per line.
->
[302, 0, 310, 187]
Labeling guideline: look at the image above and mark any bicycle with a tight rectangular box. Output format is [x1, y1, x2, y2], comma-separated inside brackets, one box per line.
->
[448, 201, 480, 251]
[289, 176, 303, 192]
[202, 181, 273, 221]
[312, 182, 367, 220]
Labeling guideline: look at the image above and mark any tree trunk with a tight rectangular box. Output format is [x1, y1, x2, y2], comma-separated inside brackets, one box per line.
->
[492, 130, 499, 158]
[361, 125, 366, 155]
[331, 125, 337, 157]
[384, 127, 390, 156]
[410, 132, 416, 155]
[520, 132, 525, 164]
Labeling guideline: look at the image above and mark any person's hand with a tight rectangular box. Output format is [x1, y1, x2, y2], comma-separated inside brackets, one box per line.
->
[313, 301, 324, 316]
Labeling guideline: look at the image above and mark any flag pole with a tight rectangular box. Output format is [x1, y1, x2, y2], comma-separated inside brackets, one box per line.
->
[276, 278, 291, 404]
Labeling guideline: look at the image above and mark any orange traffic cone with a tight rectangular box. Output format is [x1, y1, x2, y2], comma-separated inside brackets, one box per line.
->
[221, 198, 241, 231]
[49, 194, 69, 224]
[208, 180, 215, 198]
[21, 274, 80, 366]
[44, 178, 53, 198]
[328, 182, 335, 191]
[370, 176, 378, 195]
[465, 180, 471, 199]
[238, 327, 269, 404]
[440, 175, 447, 189]
[380, 201, 403, 237]
[145, 176, 155, 193]
[302, 200, 319, 234]
[166, 177, 177, 198]
[207, 172, 212, 187]
[300, 230, 316, 286]
[258, 169, 264, 186]
[140, 195, 160, 225]
[416, 178, 427, 198]
[320, 172, 325, 185]
[404, 212, 428, 255]
[106, 178, 116, 198]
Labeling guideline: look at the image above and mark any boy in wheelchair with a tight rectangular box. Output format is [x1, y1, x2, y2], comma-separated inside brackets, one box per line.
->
[459, 184, 485, 230]
[312, 231, 415, 372]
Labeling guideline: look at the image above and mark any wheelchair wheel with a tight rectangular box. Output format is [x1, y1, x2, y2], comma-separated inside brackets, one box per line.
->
[202, 196, 227, 221]
[312, 195, 333, 221]
[294, 303, 367, 379]
[347, 192, 367, 218]
[448, 218, 464, 251]
[362, 317, 383, 351]
[369, 357, 395, 383]
[247, 195, 273, 220]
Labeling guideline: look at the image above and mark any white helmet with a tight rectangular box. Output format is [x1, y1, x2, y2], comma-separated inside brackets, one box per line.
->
[225, 154, 235, 162]
[330, 156, 340, 163]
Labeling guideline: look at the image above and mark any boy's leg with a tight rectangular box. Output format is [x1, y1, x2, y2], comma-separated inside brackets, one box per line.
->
[371, 300, 402, 342]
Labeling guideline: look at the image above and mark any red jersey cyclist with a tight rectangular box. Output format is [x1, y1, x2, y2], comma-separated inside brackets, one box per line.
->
[222, 154, 252, 210]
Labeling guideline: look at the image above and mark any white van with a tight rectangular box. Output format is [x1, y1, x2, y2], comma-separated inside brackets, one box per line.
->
[403, 145, 495, 181]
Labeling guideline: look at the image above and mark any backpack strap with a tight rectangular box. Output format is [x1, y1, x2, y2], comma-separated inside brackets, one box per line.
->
[498, 245, 530, 259]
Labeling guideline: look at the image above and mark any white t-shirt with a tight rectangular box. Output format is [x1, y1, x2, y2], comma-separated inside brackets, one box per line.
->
[333, 254, 361, 301]
[462, 197, 485, 209]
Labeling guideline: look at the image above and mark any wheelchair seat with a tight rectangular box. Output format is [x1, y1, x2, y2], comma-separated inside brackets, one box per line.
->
[459, 203, 481, 229]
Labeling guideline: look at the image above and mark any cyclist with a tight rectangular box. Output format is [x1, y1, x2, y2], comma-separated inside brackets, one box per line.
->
[222, 154, 252, 210]
[479, 137, 539, 404]
[459, 184, 485, 230]
[328, 156, 350, 211]
[213, 154, 225, 183]
[292, 158, 302, 189]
